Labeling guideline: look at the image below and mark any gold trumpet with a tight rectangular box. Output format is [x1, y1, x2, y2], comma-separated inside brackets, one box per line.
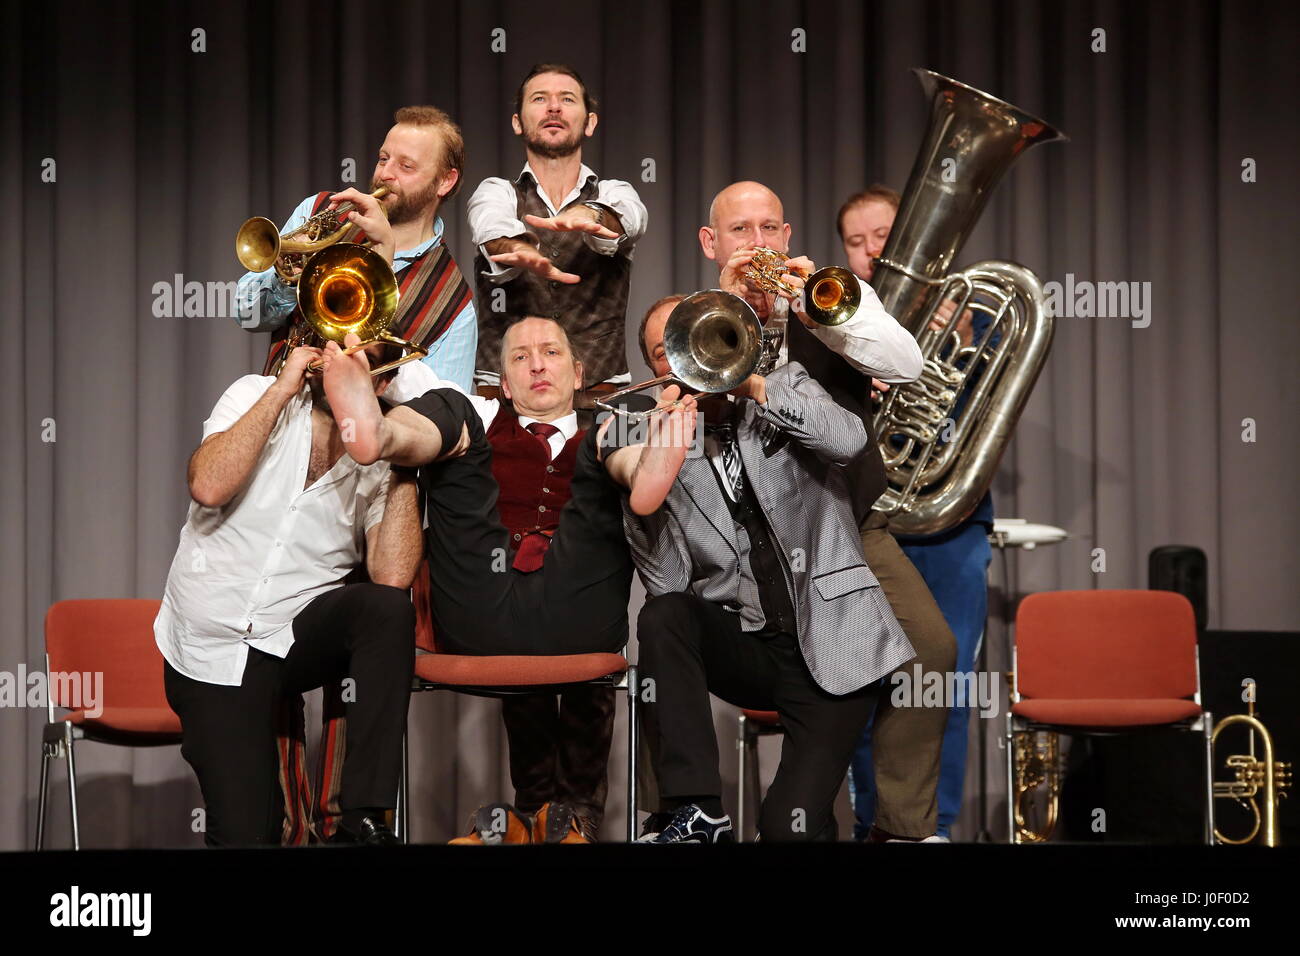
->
[236, 186, 391, 283]
[1212, 693, 1291, 846]
[742, 248, 861, 326]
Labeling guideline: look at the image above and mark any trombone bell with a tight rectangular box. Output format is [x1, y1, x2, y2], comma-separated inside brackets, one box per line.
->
[596, 290, 763, 418]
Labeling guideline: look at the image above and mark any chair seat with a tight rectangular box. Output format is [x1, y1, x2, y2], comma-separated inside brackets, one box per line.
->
[741, 709, 781, 725]
[414, 652, 627, 687]
[1011, 698, 1203, 727]
[65, 707, 183, 736]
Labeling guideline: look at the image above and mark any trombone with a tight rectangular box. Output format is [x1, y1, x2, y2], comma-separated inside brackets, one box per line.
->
[234, 187, 425, 378]
[596, 290, 763, 421]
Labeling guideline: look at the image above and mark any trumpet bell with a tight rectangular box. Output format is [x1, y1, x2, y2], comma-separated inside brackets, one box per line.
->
[297, 243, 400, 345]
[664, 290, 763, 393]
[804, 266, 862, 326]
[235, 216, 281, 273]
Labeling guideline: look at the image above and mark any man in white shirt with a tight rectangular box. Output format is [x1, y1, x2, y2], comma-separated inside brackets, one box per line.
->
[466, 63, 648, 402]
[697, 181, 957, 842]
[156, 342, 423, 846]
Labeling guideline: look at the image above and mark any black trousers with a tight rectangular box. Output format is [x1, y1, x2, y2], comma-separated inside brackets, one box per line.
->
[501, 685, 616, 827]
[637, 592, 880, 842]
[403, 388, 632, 655]
[163, 583, 414, 847]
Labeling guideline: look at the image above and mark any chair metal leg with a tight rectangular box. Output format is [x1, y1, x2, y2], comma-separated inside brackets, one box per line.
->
[64, 722, 80, 851]
[396, 727, 409, 845]
[746, 723, 761, 839]
[35, 738, 51, 851]
[626, 665, 639, 843]
[736, 715, 748, 841]
[1202, 713, 1216, 845]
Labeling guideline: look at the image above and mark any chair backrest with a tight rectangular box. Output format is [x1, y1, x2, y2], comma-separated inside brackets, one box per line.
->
[44, 599, 169, 711]
[1015, 590, 1198, 701]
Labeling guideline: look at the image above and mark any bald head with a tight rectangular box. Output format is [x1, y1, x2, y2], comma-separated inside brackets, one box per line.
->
[700, 180, 791, 271]
[708, 181, 784, 231]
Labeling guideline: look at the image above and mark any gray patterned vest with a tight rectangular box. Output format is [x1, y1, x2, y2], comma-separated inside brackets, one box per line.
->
[473, 173, 632, 384]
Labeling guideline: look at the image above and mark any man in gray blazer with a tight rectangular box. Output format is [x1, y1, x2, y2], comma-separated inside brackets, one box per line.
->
[626, 295, 916, 843]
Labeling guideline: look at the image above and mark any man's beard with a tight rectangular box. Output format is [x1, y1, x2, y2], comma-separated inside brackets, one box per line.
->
[522, 122, 585, 160]
[307, 375, 331, 414]
[372, 176, 441, 226]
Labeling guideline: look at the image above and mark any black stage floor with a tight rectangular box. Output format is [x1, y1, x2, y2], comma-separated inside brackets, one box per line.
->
[2, 843, 1289, 939]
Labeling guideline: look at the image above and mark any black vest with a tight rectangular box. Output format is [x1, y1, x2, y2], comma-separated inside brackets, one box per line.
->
[473, 173, 632, 384]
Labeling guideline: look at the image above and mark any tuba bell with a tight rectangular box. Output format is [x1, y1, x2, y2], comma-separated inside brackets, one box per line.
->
[596, 290, 763, 420]
[868, 70, 1065, 535]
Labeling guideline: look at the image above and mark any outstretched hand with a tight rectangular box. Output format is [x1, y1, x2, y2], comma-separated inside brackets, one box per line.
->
[524, 210, 620, 240]
[489, 243, 582, 283]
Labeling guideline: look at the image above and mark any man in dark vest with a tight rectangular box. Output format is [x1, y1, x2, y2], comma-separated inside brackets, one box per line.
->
[467, 63, 647, 406]
[452, 316, 620, 844]
[697, 181, 957, 842]
[236, 104, 478, 393]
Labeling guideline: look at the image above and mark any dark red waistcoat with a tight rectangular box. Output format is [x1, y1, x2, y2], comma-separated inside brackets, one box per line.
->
[487, 411, 586, 570]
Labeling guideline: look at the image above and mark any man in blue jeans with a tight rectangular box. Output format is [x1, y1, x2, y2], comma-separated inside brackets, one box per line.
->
[839, 185, 995, 840]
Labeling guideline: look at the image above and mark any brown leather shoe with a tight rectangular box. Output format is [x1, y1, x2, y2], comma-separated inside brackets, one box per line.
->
[448, 803, 532, 845]
[532, 801, 595, 844]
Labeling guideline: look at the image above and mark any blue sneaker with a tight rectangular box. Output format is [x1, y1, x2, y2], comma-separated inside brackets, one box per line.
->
[646, 804, 734, 844]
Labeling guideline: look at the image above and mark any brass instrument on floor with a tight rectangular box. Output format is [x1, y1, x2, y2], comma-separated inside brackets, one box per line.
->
[1213, 693, 1291, 846]
[596, 290, 763, 421]
[236, 186, 391, 283]
[1011, 730, 1062, 843]
[868, 70, 1065, 535]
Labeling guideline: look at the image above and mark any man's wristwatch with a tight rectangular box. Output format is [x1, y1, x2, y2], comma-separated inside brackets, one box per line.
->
[582, 201, 613, 230]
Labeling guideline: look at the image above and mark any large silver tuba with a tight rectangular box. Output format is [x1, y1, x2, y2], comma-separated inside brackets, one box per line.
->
[870, 70, 1065, 535]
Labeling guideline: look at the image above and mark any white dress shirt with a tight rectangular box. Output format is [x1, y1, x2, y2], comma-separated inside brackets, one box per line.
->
[155, 375, 392, 686]
[803, 276, 924, 384]
[466, 162, 648, 284]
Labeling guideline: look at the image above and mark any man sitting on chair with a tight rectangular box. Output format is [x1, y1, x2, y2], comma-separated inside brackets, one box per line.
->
[156, 341, 422, 847]
[447, 317, 628, 844]
[317, 319, 698, 841]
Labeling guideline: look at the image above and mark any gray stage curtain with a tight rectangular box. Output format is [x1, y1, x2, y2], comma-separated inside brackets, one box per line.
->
[2, 0, 1295, 850]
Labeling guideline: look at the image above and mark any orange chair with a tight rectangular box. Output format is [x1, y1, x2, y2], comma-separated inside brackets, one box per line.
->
[36, 599, 182, 850]
[396, 568, 638, 842]
[735, 708, 784, 841]
[1005, 589, 1215, 844]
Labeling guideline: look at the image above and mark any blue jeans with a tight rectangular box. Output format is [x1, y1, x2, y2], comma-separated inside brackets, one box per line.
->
[849, 520, 992, 838]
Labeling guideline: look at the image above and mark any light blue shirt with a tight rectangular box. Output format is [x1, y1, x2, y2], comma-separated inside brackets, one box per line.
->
[235, 194, 478, 393]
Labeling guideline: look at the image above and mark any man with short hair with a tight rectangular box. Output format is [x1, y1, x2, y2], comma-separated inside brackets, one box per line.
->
[467, 63, 647, 404]
[625, 295, 916, 843]
[837, 184, 994, 842]
[700, 181, 956, 842]
[156, 339, 422, 847]
[450, 317, 621, 844]
[237, 104, 478, 392]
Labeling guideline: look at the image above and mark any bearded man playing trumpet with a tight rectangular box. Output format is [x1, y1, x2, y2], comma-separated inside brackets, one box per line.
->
[697, 181, 956, 843]
[235, 105, 478, 392]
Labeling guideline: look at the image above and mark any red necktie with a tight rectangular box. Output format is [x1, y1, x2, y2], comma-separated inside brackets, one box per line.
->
[514, 421, 563, 572]
[526, 421, 560, 457]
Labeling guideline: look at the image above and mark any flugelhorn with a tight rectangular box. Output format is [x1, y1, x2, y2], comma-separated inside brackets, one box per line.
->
[596, 290, 763, 421]
[868, 70, 1065, 535]
[236, 186, 391, 283]
[742, 249, 863, 327]
[1212, 692, 1291, 846]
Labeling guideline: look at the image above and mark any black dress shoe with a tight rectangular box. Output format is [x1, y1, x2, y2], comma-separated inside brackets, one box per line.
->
[330, 815, 401, 847]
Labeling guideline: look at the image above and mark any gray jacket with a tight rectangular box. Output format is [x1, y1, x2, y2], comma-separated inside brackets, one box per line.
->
[624, 362, 914, 694]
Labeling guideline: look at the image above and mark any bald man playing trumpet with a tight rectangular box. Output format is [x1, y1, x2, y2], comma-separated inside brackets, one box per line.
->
[698, 181, 956, 843]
